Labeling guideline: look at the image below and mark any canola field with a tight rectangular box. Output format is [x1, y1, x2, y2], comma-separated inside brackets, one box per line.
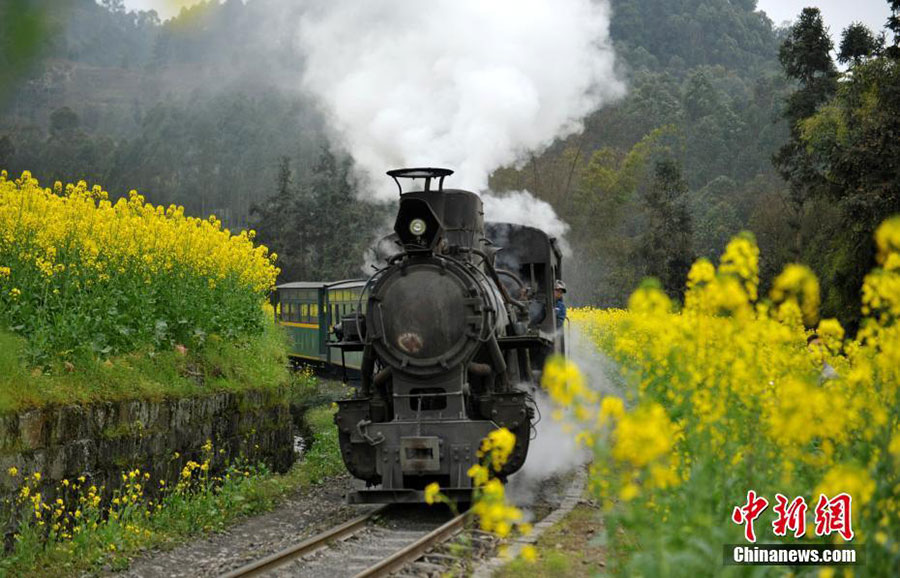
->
[0, 171, 279, 363]
[546, 218, 900, 576]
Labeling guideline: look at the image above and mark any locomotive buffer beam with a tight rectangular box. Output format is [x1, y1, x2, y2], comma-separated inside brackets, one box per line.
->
[495, 335, 552, 350]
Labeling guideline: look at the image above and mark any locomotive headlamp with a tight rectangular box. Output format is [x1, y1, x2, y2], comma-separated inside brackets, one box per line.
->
[409, 218, 427, 236]
[395, 197, 441, 251]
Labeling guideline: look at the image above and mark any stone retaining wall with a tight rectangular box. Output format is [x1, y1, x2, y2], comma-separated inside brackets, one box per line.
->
[0, 389, 294, 498]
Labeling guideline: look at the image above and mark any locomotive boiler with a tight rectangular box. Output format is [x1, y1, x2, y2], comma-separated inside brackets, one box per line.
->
[333, 168, 564, 503]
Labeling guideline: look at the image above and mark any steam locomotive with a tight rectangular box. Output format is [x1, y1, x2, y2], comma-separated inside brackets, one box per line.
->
[331, 168, 564, 503]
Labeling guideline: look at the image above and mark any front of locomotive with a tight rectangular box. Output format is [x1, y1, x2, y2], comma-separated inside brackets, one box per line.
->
[334, 169, 533, 504]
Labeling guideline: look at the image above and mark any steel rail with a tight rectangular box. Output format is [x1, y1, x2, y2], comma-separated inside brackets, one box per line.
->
[220, 506, 388, 578]
[351, 512, 467, 578]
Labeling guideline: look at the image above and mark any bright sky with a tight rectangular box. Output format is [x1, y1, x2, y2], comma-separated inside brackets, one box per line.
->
[119, 0, 200, 20]
[755, 1, 891, 37]
[122, 0, 894, 39]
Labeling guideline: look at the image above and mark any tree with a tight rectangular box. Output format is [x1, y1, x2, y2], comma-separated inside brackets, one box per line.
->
[252, 149, 388, 283]
[100, 0, 126, 14]
[302, 148, 386, 280]
[49, 107, 80, 136]
[773, 7, 838, 249]
[638, 159, 694, 299]
[887, 0, 900, 58]
[838, 22, 881, 66]
[778, 8, 837, 85]
[252, 157, 310, 281]
[770, 2, 900, 328]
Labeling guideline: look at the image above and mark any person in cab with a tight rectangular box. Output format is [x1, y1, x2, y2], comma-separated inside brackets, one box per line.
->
[554, 280, 567, 327]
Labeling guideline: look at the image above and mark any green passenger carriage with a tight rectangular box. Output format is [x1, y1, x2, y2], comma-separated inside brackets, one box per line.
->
[273, 279, 366, 373]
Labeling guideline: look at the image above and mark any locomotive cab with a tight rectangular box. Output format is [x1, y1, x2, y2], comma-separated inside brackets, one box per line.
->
[333, 168, 555, 503]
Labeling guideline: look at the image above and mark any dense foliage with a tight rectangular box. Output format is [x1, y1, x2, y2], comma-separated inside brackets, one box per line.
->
[251, 149, 391, 283]
[1, 0, 898, 312]
[551, 217, 900, 576]
[775, 5, 900, 329]
[0, 170, 278, 363]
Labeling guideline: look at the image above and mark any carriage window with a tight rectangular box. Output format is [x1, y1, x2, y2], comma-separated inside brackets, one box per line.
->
[311, 303, 318, 319]
[301, 304, 309, 320]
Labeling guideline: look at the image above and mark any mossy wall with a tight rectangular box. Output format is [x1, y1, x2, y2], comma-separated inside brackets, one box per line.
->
[0, 389, 294, 497]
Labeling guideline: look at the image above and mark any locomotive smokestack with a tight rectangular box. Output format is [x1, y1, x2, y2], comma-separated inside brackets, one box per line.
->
[389, 167, 484, 253]
[387, 167, 454, 195]
[390, 168, 451, 252]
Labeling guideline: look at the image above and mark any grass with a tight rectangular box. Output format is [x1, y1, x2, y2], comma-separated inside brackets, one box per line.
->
[0, 317, 293, 412]
[495, 503, 608, 578]
[0, 403, 345, 577]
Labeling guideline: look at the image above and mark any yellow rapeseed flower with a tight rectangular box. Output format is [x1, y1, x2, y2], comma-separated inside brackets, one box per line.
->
[612, 403, 677, 468]
[0, 171, 279, 357]
[478, 428, 516, 472]
[467, 464, 489, 487]
[718, 233, 760, 301]
[424, 482, 441, 505]
[815, 464, 876, 508]
[598, 396, 625, 425]
[770, 264, 820, 327]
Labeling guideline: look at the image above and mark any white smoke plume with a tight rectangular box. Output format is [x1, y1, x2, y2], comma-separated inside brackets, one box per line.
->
[508, 324, 623, 501]
[296, 0, 625, 199]
[509, 391, 591, 504]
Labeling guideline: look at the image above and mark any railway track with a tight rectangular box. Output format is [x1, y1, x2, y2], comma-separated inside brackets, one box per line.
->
[220, 504, 471, 578]
[221, 469, 586, 578]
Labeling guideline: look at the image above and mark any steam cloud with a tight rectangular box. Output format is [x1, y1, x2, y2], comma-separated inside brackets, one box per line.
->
[295, 0, 626, 487]
[296, 0, 624, 199]
[508, 324, 623, 502]
[482, 190, 572, 255]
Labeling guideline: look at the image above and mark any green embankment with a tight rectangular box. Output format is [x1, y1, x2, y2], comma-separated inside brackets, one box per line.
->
[0, 317, 290, 413]
[0, 402, 345, 577]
